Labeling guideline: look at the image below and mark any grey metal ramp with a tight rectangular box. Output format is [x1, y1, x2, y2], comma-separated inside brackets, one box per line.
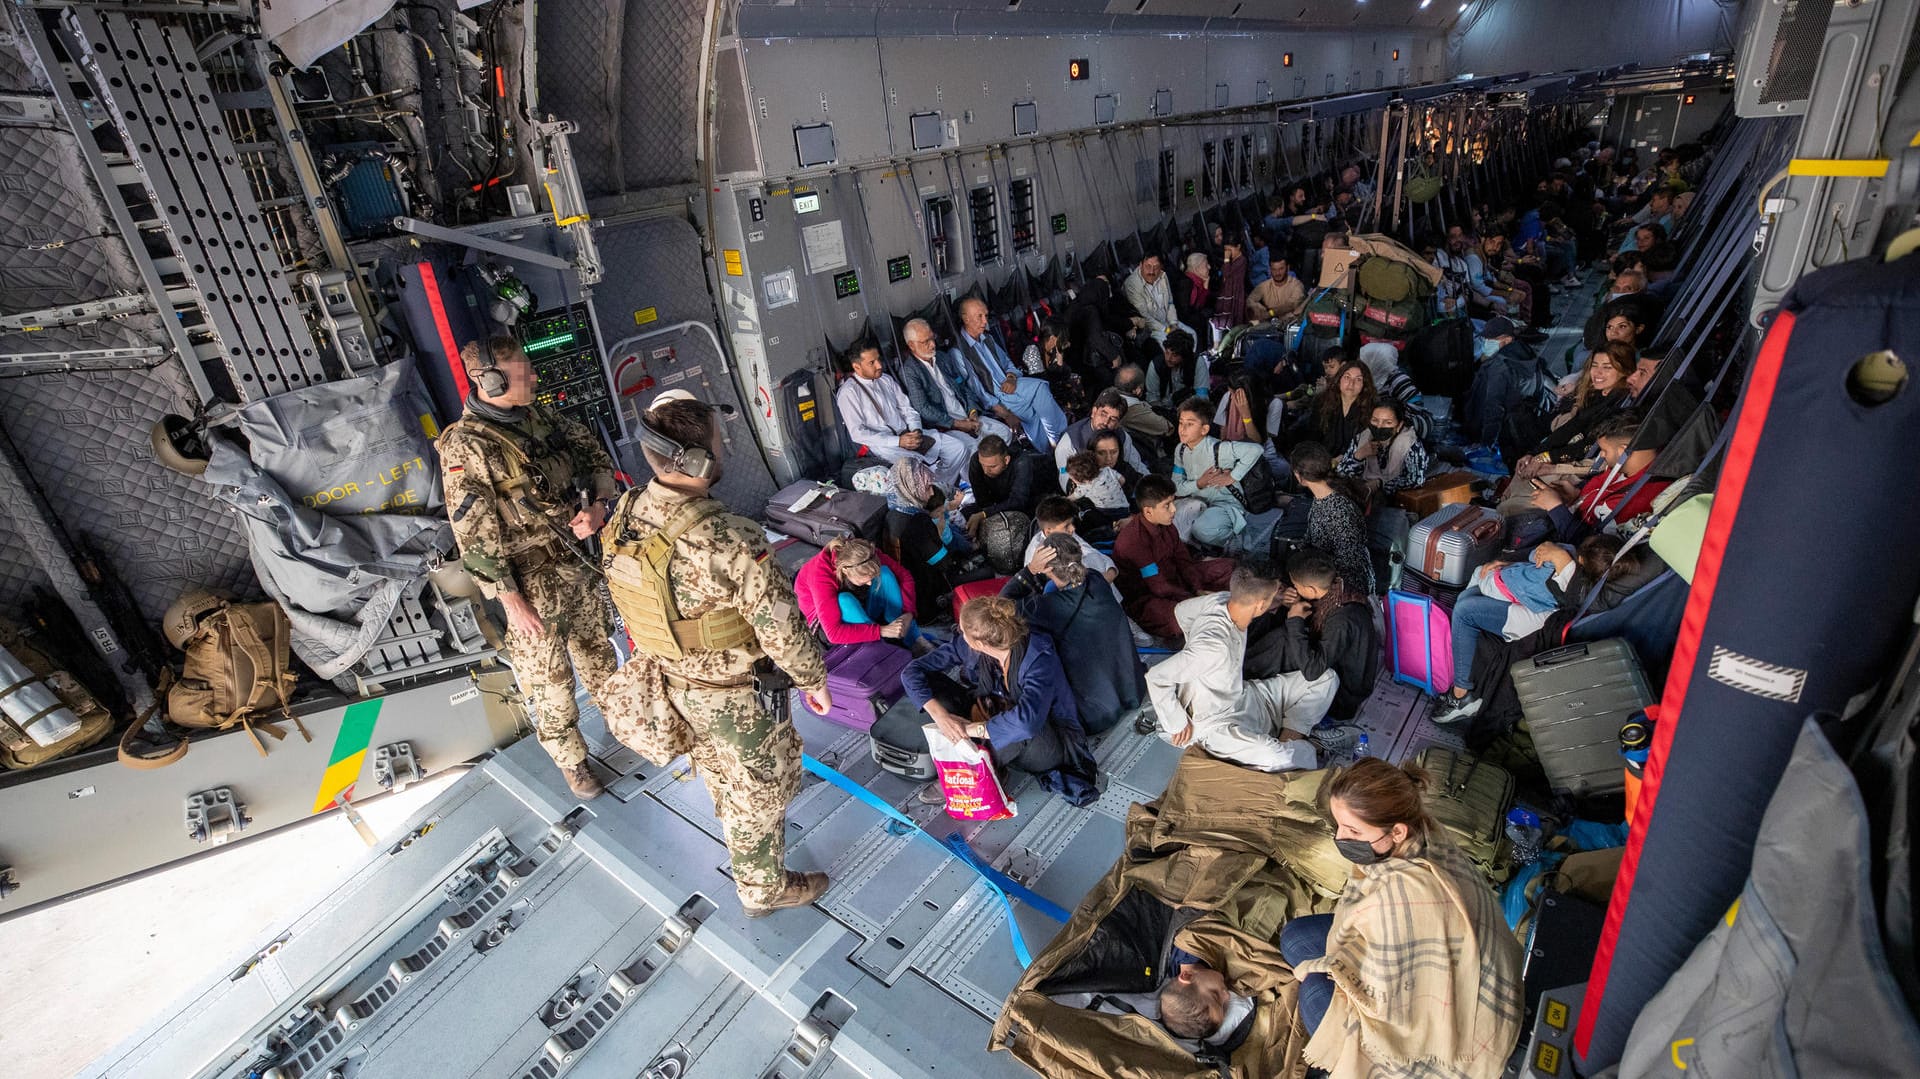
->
[91, 687, 1184, 1079]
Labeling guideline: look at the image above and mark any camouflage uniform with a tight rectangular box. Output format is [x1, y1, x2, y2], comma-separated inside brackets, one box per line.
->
[596, 481, 826, 907]
[438, 402, 618, 768]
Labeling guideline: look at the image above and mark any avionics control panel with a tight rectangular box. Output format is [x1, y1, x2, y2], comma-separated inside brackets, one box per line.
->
[516, 304, 615, 437]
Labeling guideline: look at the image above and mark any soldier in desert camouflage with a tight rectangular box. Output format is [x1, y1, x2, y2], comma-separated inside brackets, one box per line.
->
[596, 389, 832, 917]
[437, 336, 618, 799]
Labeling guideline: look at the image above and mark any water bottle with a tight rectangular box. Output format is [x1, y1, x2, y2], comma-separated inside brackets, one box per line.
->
[1506, 807, 1545, 867]
[0, 642, 82, 746]
[1351, 734, 1370, 762]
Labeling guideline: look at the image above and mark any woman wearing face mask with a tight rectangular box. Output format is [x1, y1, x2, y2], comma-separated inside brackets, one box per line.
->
[1336, 400, 1429, 497]
[794, 537, 924, 650]
[1279, 759, 1523, 1079]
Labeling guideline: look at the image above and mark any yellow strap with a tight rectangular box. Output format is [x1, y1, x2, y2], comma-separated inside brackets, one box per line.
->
[1788, 157, 1889, 178]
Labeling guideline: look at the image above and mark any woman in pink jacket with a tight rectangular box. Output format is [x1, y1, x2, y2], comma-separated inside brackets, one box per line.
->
[793, 537, 924, 649]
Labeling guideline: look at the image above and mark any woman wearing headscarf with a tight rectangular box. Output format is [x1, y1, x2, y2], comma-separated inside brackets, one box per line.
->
[1175, 251, 1216, 349]
[878, 458, 975, 616]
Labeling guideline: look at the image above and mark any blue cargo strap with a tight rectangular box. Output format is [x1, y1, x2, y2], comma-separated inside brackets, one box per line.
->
[800, 753, 1070, 967]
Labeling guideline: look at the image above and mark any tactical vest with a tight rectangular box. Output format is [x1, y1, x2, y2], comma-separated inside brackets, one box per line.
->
[438, 413, 576, 557]
[603, 496, 756, 662]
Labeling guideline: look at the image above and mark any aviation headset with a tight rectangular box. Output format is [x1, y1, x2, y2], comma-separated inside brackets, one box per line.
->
[463, 340, 512, 398]
[635, 388, 715, 479]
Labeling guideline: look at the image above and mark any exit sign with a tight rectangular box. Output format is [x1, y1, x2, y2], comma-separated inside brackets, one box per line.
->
[793, 192, 821, 213]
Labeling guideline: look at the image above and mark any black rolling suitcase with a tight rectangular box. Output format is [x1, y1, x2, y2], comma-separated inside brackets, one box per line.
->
[869, 697, 935, 781]
[1509, 638, 1654, 797]
[764, 480, 886, 545]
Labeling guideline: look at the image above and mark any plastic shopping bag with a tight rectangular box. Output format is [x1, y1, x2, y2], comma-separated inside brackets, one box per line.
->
[922, 723, 1017, 821]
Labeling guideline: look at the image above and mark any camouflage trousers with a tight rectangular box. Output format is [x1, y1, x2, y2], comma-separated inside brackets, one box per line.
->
[503, 558, 617, 769]
[672, 685, 803, 906]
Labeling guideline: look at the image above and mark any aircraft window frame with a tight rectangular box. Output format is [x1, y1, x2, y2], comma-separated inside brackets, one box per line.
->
[968, 185, 1001, 266]
[1008, 177, 1037, 254]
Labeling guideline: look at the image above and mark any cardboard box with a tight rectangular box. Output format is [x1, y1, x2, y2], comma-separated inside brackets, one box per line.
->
[1394, 470, 1482, 517]
[1319, 248, 1361, 289]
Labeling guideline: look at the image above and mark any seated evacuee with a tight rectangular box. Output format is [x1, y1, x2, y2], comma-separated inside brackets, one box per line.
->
[1286, 360, 1374, 455]
[835, 341, 970, 485]
[1065, 450, 1129, 520]
[1244, 548, 1378, 724]
[883, 457, 975, 611]
[1147, 328, 1211, 408]
[898, 317, 1017, 449]
[1026, 496, 1120, 588]
[1145, 563, 1327, 771]
[1244, 251, 1305, 323]
[1432, 536, 1625, 725]
[793, 537, 922, 650]
[1089, 429, 1144, 502]
[1172, 395, 1264, 552]
[950, 297, 1069, 448]
[1000, 534, 1145, 735]
[1213, 371, 1291, 485]
[1335, 399, 1429, 498]
[1280, 759, 1523, 1078]
[1356, 341, 1435, 442]
[1112, 363, 1177, 454]
[1291, 442, 1375, 595]
[902, 596, 1098, 803]
[1123, 253, 1197, 345]
[1054, 388, 1152, 490]
[965, 434, 1041, 534]
[1113, 475, 1236, 643]
[1529, 416, 1670, 543]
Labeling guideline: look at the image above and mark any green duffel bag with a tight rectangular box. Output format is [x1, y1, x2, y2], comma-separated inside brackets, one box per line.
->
[1406, 170, 1445, 205]
[1355, 255, 1428, 304]
[1650, 493, 1712, 583]
[1415, 746, 1517, 883]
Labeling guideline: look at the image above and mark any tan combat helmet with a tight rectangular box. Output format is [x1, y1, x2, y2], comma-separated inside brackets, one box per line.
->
[162, 589, 227, 650]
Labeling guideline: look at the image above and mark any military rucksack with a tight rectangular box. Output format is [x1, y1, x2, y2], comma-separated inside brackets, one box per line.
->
[603, 496, 757, 662]
[165, 596, 306, 756]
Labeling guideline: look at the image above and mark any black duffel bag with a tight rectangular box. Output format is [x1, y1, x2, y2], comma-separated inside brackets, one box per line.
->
[1406, 317, 1476, 399]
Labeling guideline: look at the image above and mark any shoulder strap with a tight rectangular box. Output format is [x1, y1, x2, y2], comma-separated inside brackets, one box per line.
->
[117, 669, 189, 770]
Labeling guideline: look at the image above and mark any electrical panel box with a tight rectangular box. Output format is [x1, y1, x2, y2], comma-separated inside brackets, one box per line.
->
[517, 304, 615, 437]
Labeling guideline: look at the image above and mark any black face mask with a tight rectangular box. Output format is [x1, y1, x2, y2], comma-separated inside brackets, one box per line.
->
[1369, 425, 1397, 443]
[1335, 836, 1391, 865]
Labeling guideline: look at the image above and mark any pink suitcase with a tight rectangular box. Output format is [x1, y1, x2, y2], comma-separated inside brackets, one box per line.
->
[801, 640, 912, 731]
[1385, 589, 1453, 695]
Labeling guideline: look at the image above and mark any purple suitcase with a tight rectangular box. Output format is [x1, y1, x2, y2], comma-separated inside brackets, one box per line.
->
[800, 640, 912, 731]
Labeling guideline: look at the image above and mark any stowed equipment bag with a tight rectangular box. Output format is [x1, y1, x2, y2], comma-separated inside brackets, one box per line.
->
[0, 621, 114, 770]
[166, 600, 306, 756]
[602, 496, 756, 663]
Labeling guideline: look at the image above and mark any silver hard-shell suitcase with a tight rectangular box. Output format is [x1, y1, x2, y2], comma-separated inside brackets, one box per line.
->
[1406, 503, 1503, 585]
[1510, 638, 1654, 796]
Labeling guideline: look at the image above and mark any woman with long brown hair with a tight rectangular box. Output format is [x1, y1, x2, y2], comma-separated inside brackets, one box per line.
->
[1279, 758, 1524, 1079]
[900, 596, 1098, 804]
[1287, 360, 1376, 455]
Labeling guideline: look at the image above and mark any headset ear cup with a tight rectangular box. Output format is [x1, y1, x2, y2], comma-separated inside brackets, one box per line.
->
[475, 368, 509, 397]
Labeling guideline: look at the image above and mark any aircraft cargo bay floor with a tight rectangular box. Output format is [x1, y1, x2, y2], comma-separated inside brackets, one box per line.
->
[23, 663, 1460, 1079]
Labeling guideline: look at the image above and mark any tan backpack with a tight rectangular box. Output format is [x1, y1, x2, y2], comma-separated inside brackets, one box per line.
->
[164, 598, 306, 756]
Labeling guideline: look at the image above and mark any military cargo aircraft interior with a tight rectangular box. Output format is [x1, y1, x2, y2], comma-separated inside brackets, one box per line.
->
[0, 0, 1917, 1076]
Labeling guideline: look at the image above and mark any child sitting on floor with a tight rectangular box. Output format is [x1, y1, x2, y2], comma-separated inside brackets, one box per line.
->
[1065, 450, 1130, 518]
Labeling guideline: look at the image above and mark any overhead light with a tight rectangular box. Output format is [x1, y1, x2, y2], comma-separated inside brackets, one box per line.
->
[1459, 2, 1469, 10]
[1420, 0, 1432, 7]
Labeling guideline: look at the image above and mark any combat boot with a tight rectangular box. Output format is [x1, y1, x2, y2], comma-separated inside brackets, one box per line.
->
[560, 761, 604, 800]
[742, 871, 829, 918]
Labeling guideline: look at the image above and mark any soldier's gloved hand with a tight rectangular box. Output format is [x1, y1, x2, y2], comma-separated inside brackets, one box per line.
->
[802, 686, 832, 716]
[501, 592, 546, 638]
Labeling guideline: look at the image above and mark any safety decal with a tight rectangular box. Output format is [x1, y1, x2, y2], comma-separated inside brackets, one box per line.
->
[1706, 646, 1807, 703]
[312, 697, 385, 813]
